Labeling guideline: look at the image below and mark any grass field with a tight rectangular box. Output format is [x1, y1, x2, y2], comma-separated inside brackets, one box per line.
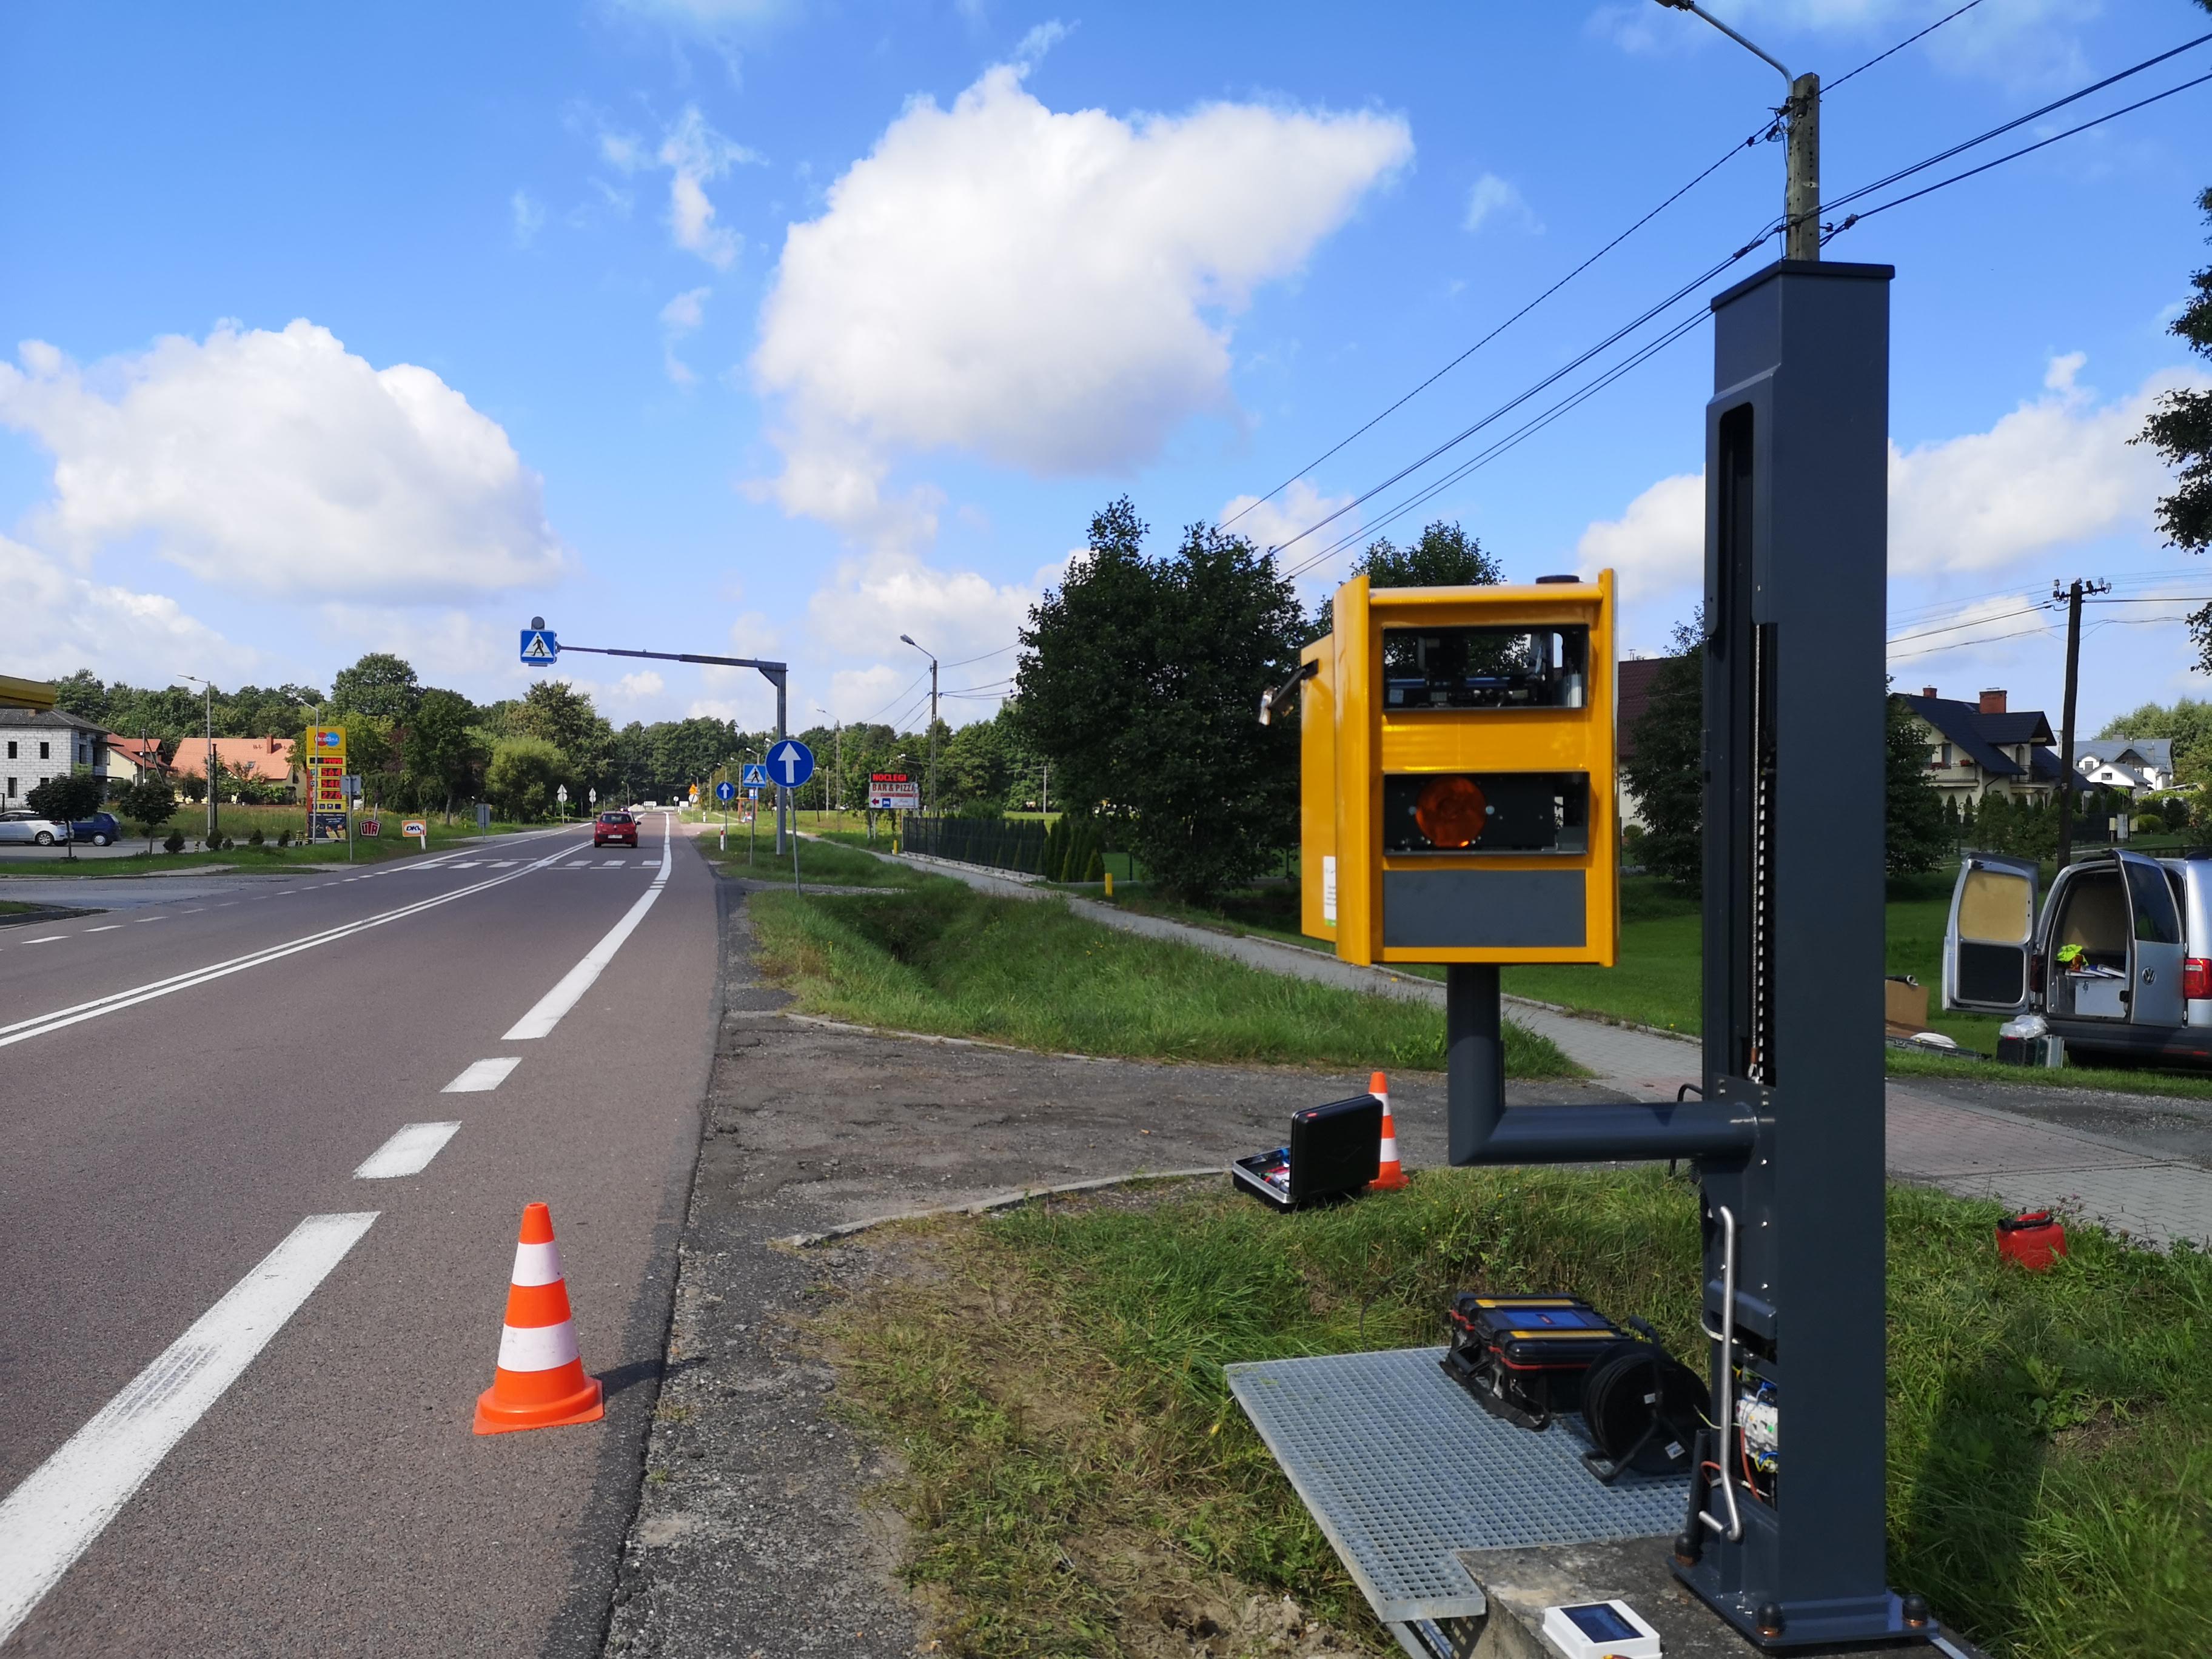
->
[745, 877, 1577, 1075]
[699, 832, 928, 888]
[816, 1171, 2212, 1659]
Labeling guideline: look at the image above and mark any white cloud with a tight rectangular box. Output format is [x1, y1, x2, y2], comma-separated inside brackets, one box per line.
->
[1013, 19, 1068, 65]
[600, 106, 760, 269]
[1575, 471, 1704, 603]
[0, 533, 252, 684]
[1576, 355, 2205, 605]
[660, 285, 711, 384]
[1464, 172, 1539, 235]
[511, 189, 546, 247]
[0, 321, 569, 602]
[1218, 477, 1356, 560]
[1888, 358, 2191, 576]
[750, 61, 1412, 546]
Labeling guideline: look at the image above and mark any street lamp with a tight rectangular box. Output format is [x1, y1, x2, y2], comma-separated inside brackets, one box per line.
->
[812, 703, 842, 822]
[897, 634, 939, 817]
[1652, 0, 1820, 261]
[174, 672, 218, 845]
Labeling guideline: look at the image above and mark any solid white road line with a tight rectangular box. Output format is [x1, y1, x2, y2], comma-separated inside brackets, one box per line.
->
[353, 1122, 462, 1178]
[0, 1212, 379, 1643]
[441, 1056, 520, 1093]
[0, 845, 578, 1053]
[503, 818, 674, 1041]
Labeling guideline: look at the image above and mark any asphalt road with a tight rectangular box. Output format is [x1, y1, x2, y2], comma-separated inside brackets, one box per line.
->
[0, 816, 719, 1657]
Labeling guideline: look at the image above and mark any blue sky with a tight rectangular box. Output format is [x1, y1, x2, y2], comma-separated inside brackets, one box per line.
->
[2, 0, 2208, 737]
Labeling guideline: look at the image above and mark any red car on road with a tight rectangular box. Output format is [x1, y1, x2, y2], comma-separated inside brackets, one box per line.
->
[593, 810, 639, 848]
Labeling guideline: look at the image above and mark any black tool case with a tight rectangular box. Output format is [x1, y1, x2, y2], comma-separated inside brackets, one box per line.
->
[1231, 1094, 1382, 1211]
[1440, 1293, 1627, 1429]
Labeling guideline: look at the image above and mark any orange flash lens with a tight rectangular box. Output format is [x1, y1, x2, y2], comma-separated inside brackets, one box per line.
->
[1415, 776, 1487, 848]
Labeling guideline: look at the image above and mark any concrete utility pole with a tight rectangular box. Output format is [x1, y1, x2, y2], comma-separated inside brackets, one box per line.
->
[176, 673, 217, 843]
[1655, 1, 1820, 260]
[2052, 577, 2111, 869]
[899, 634, 939, 816]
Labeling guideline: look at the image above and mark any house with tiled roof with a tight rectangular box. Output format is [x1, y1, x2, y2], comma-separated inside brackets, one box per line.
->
[1897, 687, 2076, 808]
[167, 736, 301, 800]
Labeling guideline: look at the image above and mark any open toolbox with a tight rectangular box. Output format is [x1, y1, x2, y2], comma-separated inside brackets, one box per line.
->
[1232, 1093, 1382, 1210]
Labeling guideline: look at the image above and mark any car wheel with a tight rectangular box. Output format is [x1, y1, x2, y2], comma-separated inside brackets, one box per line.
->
[93, 834, 112, 846]
[35, 831, 53, 845]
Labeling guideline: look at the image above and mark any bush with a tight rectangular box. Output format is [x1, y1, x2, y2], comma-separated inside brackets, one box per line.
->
[163, 830, 185, 854]
[278, 828, 292, 847]
[2133, 813, 2163, 835]
[248, 828, 265, 846]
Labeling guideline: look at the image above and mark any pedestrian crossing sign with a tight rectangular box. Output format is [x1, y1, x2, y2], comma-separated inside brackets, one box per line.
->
[520, 628, 558, 666]
[740, 763, 768, 787]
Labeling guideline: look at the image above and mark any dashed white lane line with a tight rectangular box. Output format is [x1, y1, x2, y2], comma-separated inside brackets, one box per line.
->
[490, 860, 518, 868]
[441, 1057, 520, 1093]
[0, 1211, 380, 1643]
[134, 916, 166, 923]
[82, 925, 123, 934]
[564, 860, 590, 868]
[449, 861, 483, 870]
[21, 936, 66, 945]
[353, 1122, 462, 1178]
[504, 818, 675, 1041]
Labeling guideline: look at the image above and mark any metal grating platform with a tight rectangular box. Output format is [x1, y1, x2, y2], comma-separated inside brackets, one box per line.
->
[1227, 1347, 1689, 1624]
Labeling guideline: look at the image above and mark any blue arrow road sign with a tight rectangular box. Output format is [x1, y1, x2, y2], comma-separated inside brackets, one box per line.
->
[740, 763, 769, 788]
[765, 738, 815, 788]
[520, 628, 558, 667]
[715, 780, 738, 802]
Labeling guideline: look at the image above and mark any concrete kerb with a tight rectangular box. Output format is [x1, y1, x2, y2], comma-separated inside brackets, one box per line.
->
[775, 1167, 1227, 1248]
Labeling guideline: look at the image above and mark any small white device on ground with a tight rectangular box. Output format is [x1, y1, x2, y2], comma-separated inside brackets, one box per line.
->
[1540, 1599, 1662, 1659]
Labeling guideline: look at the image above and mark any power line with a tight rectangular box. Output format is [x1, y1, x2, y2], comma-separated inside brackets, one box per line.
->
[943, 643, 1017, 670]
[1827, 67, 2212, 245]
[1886, 623, 2056, 662]
[1221, 116, 1778, 534]
[860, 668, 930, 725]
[1282, 307, 1713, 584]
[1820, 32, 2212, 229]
[1825, 0, 1985, 96]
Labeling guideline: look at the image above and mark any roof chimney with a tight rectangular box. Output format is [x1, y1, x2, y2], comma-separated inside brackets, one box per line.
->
[1979, 688, 2007, 715]
[1921, 686, 1937, 699]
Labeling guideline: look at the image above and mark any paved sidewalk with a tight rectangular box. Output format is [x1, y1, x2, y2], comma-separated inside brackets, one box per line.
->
[851, 843, 2212, 1250]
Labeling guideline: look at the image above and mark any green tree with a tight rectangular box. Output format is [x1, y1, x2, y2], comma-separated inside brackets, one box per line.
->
[115, 777, 179, 853]
[484, 736, 569, 821]
[329, 653, 421, 720]
[27, 771, 105, 860]
[49, 670, 109, 725]
[1885, 691, 1949, 875]
[512, 681, 614, 794]
[2137, 181, 2212, 664]
[1311, 520, 1503, 637]
[1014, 498, 1306, 901]
[405, 689, 487, 822]
[1621, 623, 1704, 892]
[2097, 697, 2212, 783]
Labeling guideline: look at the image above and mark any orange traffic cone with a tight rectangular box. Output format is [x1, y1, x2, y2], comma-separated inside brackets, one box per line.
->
[474, 1202, 605, 1435]
[1369, 1069, 1409, 1191]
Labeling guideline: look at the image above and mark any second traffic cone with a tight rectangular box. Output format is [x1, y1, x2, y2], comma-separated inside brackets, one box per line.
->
[1369, 1069, 1409, 1191]
[474, 1202, 605, 1435]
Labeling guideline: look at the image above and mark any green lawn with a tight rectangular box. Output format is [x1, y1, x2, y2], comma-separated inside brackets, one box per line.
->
[746, 878, 1577, 1075]
[819, 1171, 2212, 1659]
[700, 832, 928, 888]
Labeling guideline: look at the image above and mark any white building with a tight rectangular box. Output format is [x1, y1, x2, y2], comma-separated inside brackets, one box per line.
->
[2073, 738, 2176, 795]
[1, 708, 105, 804]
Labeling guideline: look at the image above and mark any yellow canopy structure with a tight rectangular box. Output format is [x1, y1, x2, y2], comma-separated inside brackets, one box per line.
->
[0, 674, 58, 711]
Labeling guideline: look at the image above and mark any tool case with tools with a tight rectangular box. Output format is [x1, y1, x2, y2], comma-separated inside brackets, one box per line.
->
[1440, 1293, 1628, 1430]
[1231, 1094, 1382, 1211]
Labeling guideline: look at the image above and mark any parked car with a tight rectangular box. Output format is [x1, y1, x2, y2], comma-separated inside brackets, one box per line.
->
[0, 809, 67, 845]
[69, 811, 122, 846]
[1944, 848, 2212, 1064]
[594, 810, 639, 849]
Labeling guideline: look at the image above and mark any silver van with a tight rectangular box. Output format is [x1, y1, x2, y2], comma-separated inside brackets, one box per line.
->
[1943, 848, 2212, 1064]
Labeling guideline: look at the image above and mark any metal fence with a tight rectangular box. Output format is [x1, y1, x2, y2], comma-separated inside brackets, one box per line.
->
[900, 815, 1051, 874]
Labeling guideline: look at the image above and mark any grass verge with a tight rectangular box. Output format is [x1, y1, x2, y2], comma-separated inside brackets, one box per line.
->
[699, 833, 928, 888]
[0, 820, 539, 876]
[747, 880, 1577, 1075]
[813, 1173, 2212, 1659]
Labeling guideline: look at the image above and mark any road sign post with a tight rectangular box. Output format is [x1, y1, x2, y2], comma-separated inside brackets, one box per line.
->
[403, 818, 427, 850]
[716, 779, 737, 852]
[555, 783, 568, 822]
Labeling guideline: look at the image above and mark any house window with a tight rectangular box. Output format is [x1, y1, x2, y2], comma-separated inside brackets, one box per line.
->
[38, 741, 49, 760]
[1939, 742, 1952, 766]
[5, 777, 13, 797]
[4, 740, 13, 759]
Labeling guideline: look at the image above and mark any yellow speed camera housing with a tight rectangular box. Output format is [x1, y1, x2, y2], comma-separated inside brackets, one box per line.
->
[1300, 572, 1618, 967]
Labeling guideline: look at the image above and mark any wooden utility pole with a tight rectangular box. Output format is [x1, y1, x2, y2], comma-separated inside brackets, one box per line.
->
[1785, 73, 1821, 261]
[2052, 577, 2111, 868]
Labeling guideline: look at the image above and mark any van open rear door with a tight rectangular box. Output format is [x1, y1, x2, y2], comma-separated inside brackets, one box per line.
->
[1943, 853, 2039, 1014]
[2119, 851, 2187, 1028]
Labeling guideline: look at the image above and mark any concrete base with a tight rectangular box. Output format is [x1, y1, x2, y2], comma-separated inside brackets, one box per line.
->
[1419, 1537, 1986, 1659]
